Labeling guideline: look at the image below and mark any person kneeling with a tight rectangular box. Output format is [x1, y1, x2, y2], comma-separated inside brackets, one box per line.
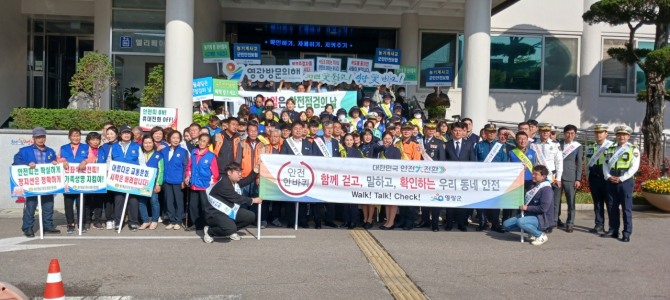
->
[203, 162, 262, 243]
[503, 165, 555, 246]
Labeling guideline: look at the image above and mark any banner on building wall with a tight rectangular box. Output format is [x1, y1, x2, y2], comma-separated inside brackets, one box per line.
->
[139, 107, 178, 130]
[399, 66, 418, 85]
[303, 71, 405, 86]
[64, 163, 107, 194]
[233, 43, 261, 65]
[10, 164, 66, 197]
[374, 48, 401, 69]
[259, 155, 525, 208]
[425, 67, 454, 87]
[346, 58, 373, 73]
[202, 42, 231, 63]
[244, 66, 304, 82]
[289, 59, 315, 73]
[238, 91, 357, 116]
[316, 57, 342, 71]
[193, 77, 214, 102]
[106, 161, 157, 197]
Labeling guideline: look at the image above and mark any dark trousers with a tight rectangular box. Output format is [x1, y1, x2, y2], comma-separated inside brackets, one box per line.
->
[250, 203, 269, 223]
[114, 192, 138, 226]
[421, 207, 431, 224]
[430, 207, 442, 228]
[188, 190, 207, 229]
[399, 206, 417, 228]
[590, 175, 609, 227]
[93, 191, 115, 222]
[86, 194, 103, 224]
[552, 184, 562, 225]
[163, 183, 184, 225]
[205, 207, 255, 237]
[287, 203, 308, 227]
[312, 203, 336, 225]
[269, 201, 288, 223]
[561, 181, 577, 226]
[606, 178, 634, 237]
[343, 204, 360, 225]
[478, 209, 502, 229]
[63, 194, 80, 225]
[22, 195, 55, 232]
[445, 208, 468, 228]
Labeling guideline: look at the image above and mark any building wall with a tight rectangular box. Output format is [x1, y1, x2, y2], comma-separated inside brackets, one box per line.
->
[118, 55, 165, 97]
[194, 0, 221, 78]
[0, 0, 27, 125]
[21, 0, 94, 16]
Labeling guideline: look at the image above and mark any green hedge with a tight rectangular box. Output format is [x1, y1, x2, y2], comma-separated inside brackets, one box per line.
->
[10, 108, 139, 130]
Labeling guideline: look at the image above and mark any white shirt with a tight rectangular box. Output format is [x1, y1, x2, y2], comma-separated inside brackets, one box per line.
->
[533, 139, 563, 180]
[603, 142, 641, 182]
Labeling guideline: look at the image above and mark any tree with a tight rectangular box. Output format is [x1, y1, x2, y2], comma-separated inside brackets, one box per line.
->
[69, 51, 117, 110]
[583, 0, 670, 169]
[141, 64, 164, 107]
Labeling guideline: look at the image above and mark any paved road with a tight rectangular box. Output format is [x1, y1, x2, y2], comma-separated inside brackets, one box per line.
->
[0, 209, 669, 299]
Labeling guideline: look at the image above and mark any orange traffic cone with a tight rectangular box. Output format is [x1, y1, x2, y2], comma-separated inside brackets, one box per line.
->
[43, 259, 64, 300]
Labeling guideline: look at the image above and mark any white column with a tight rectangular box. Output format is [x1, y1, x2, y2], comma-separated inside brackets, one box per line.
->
[94, 0, 111, 110]
[165, 0, 194, 132]
[462, 0, 491, 131]
[579, 0, 601, 129]
[399, 12, 419, 95]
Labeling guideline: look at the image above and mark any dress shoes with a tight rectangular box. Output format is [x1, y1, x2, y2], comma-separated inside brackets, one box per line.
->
[24, 229, 35, 238]
[589, 225, 604, 234]
[379, 225, 395, 230]
[402, 225, 413, 231]
[444, 225, 453, 231]
[44, 228, 61, 234]
[491, 226, 505, 233]
[565, 226, 574, 233]
[621, 236, 630, 242]
[458, 226, 467, 232]
[415, 221, 430, 228]
[600, 231, 619, 239]
[325, 222, 339, 228]
[363, 222, 373, 229]
[556, 220, 565, 228]
[432, 226, 439, 232]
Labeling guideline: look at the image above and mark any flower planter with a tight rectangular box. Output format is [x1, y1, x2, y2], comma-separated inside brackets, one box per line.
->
[642, 192, 670, 212]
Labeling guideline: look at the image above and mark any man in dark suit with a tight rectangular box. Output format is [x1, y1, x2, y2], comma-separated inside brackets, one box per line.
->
[461, 117, 480, 144]
[559, 124, 583, 233]
[280, 122, 318, 228]
[443, 121, 476, 231]
[203, 162, 261, 243]
[313, 121, 341, 229]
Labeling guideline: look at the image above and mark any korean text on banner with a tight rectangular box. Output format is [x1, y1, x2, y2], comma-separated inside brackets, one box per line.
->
[425, 67, 453, 87]
[347, 58, 372, 73]
[316, 57, 342, 71]
[399, 66, 418, 85]
[140, 107, 178, 130]
[202, 42, 230, 63]
[64, 163, 107, 194]
[193, 77, 214, 102]
[106, 161, 157, 197]
[374, 48, 401, 70]
[10, 164, 65, 197]
[213, 79, 240, 102]
[304, 71, 405, 87]
[238, 91, 357, 116]
[233, 43, 261, 65]
[244, 66, 304, 83]
[259, 155, 525, 209]
[289, 59, 315, 73]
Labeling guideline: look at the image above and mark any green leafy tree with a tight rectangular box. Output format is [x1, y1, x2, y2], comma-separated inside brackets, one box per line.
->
[141, 64, 164, 107]
[69, 51, 117, 110]
[583, 0, 670, 169]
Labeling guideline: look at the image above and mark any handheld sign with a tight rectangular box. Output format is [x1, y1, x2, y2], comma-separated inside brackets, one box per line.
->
[10, 164, 65, 197]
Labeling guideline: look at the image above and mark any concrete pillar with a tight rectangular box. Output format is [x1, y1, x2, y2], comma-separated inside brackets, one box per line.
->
[399, 12, 419, 95]
[165, 0, 194, 131]
[462, 0, 491, 131]
[579, 0, 600, 129]
[94, 0, 111, 110]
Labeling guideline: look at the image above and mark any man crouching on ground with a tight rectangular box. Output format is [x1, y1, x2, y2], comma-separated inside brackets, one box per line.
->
[503, 165, 554, 246]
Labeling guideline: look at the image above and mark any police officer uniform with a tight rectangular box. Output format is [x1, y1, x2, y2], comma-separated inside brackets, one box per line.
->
[532, 123, 563, 230]
[417, 121, 446, 230]
[585, 124, 613, 233]
[601, 125, 640, 242]
[474, 123, 508, 232]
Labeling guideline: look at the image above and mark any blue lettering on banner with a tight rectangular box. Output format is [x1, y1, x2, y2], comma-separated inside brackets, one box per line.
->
[425, 67, 454, 87]
[233, 43, 261, 64]
[374, 48, 402, 70]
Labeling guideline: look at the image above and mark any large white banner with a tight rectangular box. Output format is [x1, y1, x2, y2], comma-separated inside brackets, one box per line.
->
[244, 65, 304, 82]
[238, 91, 357, 115]
[259, 155, 525, 208]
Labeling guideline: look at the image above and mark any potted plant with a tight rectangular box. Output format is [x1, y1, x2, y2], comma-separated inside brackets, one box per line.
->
[642, 177, 670, 212]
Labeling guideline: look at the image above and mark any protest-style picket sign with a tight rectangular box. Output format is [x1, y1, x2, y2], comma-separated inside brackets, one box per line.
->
[347, 58, 373, 73]
[106, 161, 157, 233]
[425, 67, 454, 87]
[399, 66, 418, 85]
[289, 59, 315, 73]
[238, 90, 357, 116]
[316, 57, 342, 71]
[213, 78, 240, 102]
[233, 43, 261, 65]
[10, 163, 65, 239]
[303, 71, 405, 87]
[259, 155, 524, 209]
[244, 65, 303, 82]
[63, 163, 107, 235]
[139, 107, 178, 131]
[374, 48, 401, 69]
[193, 77, 214, 102]
[202, 42, 230, 63]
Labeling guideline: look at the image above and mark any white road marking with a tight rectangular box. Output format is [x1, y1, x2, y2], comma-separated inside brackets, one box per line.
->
[0, 236, 72, 253]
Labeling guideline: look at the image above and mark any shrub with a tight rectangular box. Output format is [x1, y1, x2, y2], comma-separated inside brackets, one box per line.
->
[642, 177, 670, 194]
[579, 155, 666, 194]
[10, 108, 139, 130]
[69, 52, 117, 110]
[141, 65, 164, 107]
[192, 112, 212, 127]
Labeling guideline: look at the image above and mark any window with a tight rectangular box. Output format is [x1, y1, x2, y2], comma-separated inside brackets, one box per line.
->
[490, 35, 542, 90]
[635, 40, 670, 92]
[419, 33, 456, 88]
[543, 37, 579, 93]
[601, 38, 635, 94]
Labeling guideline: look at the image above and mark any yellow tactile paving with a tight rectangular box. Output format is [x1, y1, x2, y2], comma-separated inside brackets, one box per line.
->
[349, 229, 428, 300]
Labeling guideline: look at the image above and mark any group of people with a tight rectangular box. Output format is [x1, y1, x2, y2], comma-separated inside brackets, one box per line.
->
[14, 86, 640, 245]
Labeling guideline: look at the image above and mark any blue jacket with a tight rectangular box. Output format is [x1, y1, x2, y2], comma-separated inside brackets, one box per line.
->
[525, 185, 555, 230]
[161, 146, 189, 184]
[59, 143, 89, 163]
[110, 142, 141, 165]
[474, 140, 508, 162]
[13, 144, 57, 165]
[98, 142, 116, 163]
[190, 150, 217, 189]
[509, 148, 536, 180]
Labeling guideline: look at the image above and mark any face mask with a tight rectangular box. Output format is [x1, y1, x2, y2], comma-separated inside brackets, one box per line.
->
[399, 92, 406, 97]
[414, 113, 422, 119]
[266, 106, 274, 110]
[338, 115, 347, 121]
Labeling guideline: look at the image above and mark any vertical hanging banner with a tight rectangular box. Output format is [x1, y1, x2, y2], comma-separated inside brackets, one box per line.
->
[63, 163, 108, 194]
[233, 43, 261, 65]
[399, 66, 418, 85]
[347, 58, 373, 73]
[106, 161, 157, 197]
[193, 77, 214, 102]
[9, 164, 65, 197]
[374, 48, 402, 69]
[202, 42, 230, 63]
[425, 67, 454, 87]
[213, 78, 240, 102]
[289, 59, 315, 73]
[316, 57, 342, 71]
[139, 107, 178, 130]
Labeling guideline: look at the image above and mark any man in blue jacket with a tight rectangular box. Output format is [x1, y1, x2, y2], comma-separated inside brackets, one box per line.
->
[474, 123, 508, 233]
[13, 127, 61, 237]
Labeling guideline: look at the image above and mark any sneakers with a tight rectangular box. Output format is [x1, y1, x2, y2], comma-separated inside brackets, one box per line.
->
[271, 218, 282, 227]
[261, 220, 267, 229]
[531, 233, 548, 246]
[527, 234, 537, 241]
[106, 221, 114, 230]
[67, 225, 75, 234]
[173, 224, 181, 230]
[129, 224, 138, 232]
[203, 226, 214, 243]
[228, 233, 241, 241]
[165, 224, 174, 230]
